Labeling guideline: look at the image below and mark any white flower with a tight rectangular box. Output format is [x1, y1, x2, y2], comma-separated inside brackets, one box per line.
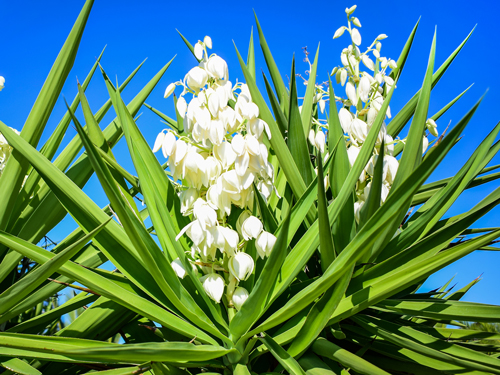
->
[319, 99, 326, 114]
[351, 28, 362, 46]
[179, 188, 199, 215]
[388, 59, 398, 70]
[153, 131, 165, 153]
[162, 131, 177, 158]
[241, 215, 263, 241]
[339, 108, 353, 133]
[361, 55, 374, 71]
[350, 118, 369, 144]
[347, 145, 360, 167]
[193, 198, 218, 230]
[377, 34, 388, 40]
[333, 26, 346, 39]
[176, 96, 187, 115]
[212, 226, 239, 255]
[384, 155, 399, 185]
[308, 129, 326, 153]
[214, 140, 237, 170]
[346, 81, 358, 106]
[423, 136, 429, 153]
[0, 76, 4, 91]
[164, 83, 176, 98]
[171, 258, 188, 279]
[247, 118, 271, 140]
[194, 42, 204, 60]
[358, 76, 371, 103]
[201, 273, 225, 303]
[232, 287, 249, 310]
[229, 252, 254, 281]
[255, 231, 277, 259]
[206, 55, 228, 81]
[204, 35, 213, 49]
[340, 69, 348, 86]
[354, 200, 364, 223]
[426, 118, 438, 137]
[185, 66, 208, 91]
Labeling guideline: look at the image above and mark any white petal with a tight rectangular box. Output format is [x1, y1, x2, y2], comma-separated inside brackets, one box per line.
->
[153, 132, 165, 153]
[351, 28, 362, 46]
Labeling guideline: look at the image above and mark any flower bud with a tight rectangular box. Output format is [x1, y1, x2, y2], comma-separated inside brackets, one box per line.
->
[361, 55, 374, 71]
[377, 34, 388, 40]
[422, 136, 429, 153]
[206, 55, 228, 81]
[345, 5, 357, 14]
[358, 76, 371, 103]
[232, 287, 249, 310]
[241, 215, 263, 241]
[185, 66, 208, 90]
[388, 59, 398, 70]
[229, 252, 255, 281]
[204, 35, 212, 49]
[351, 28, 362, 46]
[255, 231, 277, 258]
[333, 26, 346, 39]
[352, 17, 362, 27]
[318, 99, 326, 114]
[164, 83, 176, 98]
[426, 118, 438, 137]
[376, 42, 382, 51]
[171, 258, 188, 279]
[200, 273, 225, 303]
[0, 76, 4, 91]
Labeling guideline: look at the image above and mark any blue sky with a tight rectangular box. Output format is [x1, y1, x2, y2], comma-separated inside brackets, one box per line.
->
[1, 0, 499, 305]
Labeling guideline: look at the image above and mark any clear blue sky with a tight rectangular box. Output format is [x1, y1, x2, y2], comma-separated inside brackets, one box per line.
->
[1, 0, 499, 305]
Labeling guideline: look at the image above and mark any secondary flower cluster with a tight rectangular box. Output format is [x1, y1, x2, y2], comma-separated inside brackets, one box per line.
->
[153, 37, 276, 308]
[308, 5, 438, 221]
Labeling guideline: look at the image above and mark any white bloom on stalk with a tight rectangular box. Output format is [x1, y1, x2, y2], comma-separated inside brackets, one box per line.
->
[171, 258, 188, 279]
[333, 26, 346, 39]
[204, 35, 213, 49]
[346, 81, 357, 106]
[152, 131, 166, 153]
[232, 287, 249, 310]
[201, 273, 225, 303]
[228, 252, 254, 281]
[185, 66, 208, 91]
[422, 136, 429, 153]
[308, 129, 326, 153]
[351, 28, 362, 46]
[255, 231, 276, 259]
[212, 225, 239, 255]
[206, 55, 228, 81]
[179, 188, 199, 215]
[241, 215, 263, 241]
[194, 42, 204, 60]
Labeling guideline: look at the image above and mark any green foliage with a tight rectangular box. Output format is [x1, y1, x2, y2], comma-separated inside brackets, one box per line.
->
[0, 2, 499, 374]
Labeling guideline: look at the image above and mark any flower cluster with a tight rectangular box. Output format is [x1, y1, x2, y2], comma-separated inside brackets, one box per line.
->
[153, 37, 276, 308]
[308, 5, 439, 221]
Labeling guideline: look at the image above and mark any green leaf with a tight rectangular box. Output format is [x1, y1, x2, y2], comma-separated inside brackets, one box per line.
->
[254, 12, 289, 116]
[229, 208, 291, 341]
[177, 29, 200, 61]
[0, 357, 42, 375]
[0, 219, 109, 315]
[288, 56, 314, 186]
[247, 27, 256, 80]
[388, 27, 475, 138]
[0, 0, 94, 230]
[259, 333, 306, 375]
[389, 18, 420, 81]
[312, 338, 390, 375]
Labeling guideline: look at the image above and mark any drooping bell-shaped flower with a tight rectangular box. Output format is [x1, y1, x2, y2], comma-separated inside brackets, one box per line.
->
[153, 131, 166, 153]
[206, 55, 228, 81]
[176, 96, 187, 116]
[194, 42, 204, 60]
[339, 108, 353, 133]
[200, 273, 225, 303]
[228, 252, 255, 281]
[422, 136, 429, 153]
[358, 76, 371, 103]
[232, 287, 249, 310]
[241, 215, 263, 241]
[347, 145, 360, 167]
[346, 81, 358, 106]
[161, 132, 177, 158]
[204, 35, 213, 49]
[179, 188, 199, 215]
[171, 258, 188, 279]
[193, 198, 218, 230]
[185, 66, 208, 91]
[384, 155, 399, 185]
[255, 231, 277, 259]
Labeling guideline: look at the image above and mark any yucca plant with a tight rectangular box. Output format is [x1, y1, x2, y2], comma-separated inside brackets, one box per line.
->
[1, 1, 500, 374]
